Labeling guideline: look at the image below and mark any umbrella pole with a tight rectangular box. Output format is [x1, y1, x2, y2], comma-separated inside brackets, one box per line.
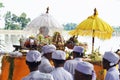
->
[92, 30, 95, 53]
[92, 36, 94, 53]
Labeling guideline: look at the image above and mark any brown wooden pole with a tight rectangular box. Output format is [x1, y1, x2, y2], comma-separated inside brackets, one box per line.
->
[92, 30, 95, 53]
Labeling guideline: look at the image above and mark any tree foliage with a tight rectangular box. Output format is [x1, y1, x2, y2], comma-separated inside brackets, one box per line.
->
[113, 26, 120, 32]
[4, 11, 31, 30]
[63, 23, 77, 31]
[0, 2, 4, 8]
[0, 2, 4, 20]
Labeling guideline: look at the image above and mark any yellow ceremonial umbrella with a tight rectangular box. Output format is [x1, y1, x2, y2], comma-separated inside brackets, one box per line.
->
[69, 8, 114, 53]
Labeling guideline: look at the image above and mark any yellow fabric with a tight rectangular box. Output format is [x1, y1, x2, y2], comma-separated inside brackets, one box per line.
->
[69, 9, 114, 40]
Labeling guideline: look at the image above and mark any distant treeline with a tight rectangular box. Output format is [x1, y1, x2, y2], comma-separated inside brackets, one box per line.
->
[63, 23, 120, 32]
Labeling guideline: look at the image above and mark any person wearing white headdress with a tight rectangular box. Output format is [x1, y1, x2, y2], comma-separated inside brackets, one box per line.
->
[22, 50, 54, 80]
[64, 46, 96, 80]
[64, 46, 84, 76]
[103, 51, 120, 80]
[50, 50, 73, 80]
[74, 61, 94, 80]
[115, 49, 120, 72]
[38, 44, 56, 73]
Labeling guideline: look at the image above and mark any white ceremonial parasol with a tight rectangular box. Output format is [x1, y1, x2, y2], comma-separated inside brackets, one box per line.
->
[24, 7, 63, 36]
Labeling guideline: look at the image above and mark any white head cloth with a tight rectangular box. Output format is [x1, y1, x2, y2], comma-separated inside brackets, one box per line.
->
[73, 46, 84, 53]
[75, 61, 94, 75]
[103, 51, 119, 66]
[9, 51, 23, 57]
[26, 50, 41, 62]
[42, 44, 56, 54]
[52, 50, 66, 60]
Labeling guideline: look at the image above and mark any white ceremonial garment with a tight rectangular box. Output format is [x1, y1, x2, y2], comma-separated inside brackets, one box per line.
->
[50, 67, 73, 80]
[105, 66, 119, 80]
[22, 70, 54, 80]
[38, 56, 54, 73]
[64, 58, 83, 76]
[118, 63, 120, 72]
[64, 58, 96, 80]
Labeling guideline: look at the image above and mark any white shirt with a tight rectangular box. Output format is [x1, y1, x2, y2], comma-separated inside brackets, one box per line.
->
[105, 66, 119, 80]
[50, 67, 73, 80]
[22, 70, 54, 80]
[64, 58, 83, 76]
[118, 63, 120, 69]
[64, 58, 96, 80]
[38, 56, 54, 73]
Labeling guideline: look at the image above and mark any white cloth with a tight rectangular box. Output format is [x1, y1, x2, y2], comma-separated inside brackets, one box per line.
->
[26, 50, 41, 62]
[64, 58, 83, 77]
[9, 51, 23, 57]
[50, 67, 73, 80]
[75, 61, 94, 75]
[38, 56, 54, 73]
[0, 50, 9, 55]
[42, 44, 56, 54]
[103, 51, 119, 65]
[52, 50, 66, 60]
[75, 61, 96, 80]
[22, 70, 54, 80]
[73, 46, 84, 53]
[64, 58, 96, 80]
[105, 66, 119, 80]
[119, 62, 120, 69]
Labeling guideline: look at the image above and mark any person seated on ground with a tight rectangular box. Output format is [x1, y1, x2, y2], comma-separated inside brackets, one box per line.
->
[103, 51, 120, 80]
[22, 50, 54, 80]
[74, 61, 95, 80]
[50, 50, 73, 80]
[38, 44, 56, 73]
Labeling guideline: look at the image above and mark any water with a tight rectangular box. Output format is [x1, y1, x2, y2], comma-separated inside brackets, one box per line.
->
[0, 31, 120, 54]
[0, 34, 24, 52]
[77, 36, 120, 55]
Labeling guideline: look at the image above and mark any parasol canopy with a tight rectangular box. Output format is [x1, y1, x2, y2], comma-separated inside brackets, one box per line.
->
[69, 8, 114, 52]
[24, 7, 63, 36]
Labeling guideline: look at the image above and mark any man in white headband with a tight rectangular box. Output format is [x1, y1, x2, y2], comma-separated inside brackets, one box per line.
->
[38, 44, 56, 73]
[64, 46, 96, 80]
[75, 61, 94, 80]
[50, 50, 73, 80]
[103, 51, 120, 80]
[64, 46, 84, 77]
[22, 50, 54, 80]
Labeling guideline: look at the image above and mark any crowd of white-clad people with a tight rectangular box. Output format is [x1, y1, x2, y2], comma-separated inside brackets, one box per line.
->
[21, 42, 120, 80]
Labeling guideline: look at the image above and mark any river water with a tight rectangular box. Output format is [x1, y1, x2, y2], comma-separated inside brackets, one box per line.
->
[77, 36, 120, 54]
[0, 31, 120, 55]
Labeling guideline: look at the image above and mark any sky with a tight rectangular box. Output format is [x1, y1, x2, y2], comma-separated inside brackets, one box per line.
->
[1, 0, 120, 28]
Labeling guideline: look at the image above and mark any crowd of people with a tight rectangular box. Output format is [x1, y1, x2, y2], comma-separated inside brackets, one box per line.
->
[14, 27, 120, 80]
[21, 42, 120, 80]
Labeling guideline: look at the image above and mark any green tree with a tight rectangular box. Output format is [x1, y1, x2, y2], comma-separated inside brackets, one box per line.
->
[4, 11, 31, 30]
[4, 11, 13, 29]
[63, 23, 77, 30]
[0, 3, 4, 8]
[17, 13, 31, 29]
[0, 2, 4, 20]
